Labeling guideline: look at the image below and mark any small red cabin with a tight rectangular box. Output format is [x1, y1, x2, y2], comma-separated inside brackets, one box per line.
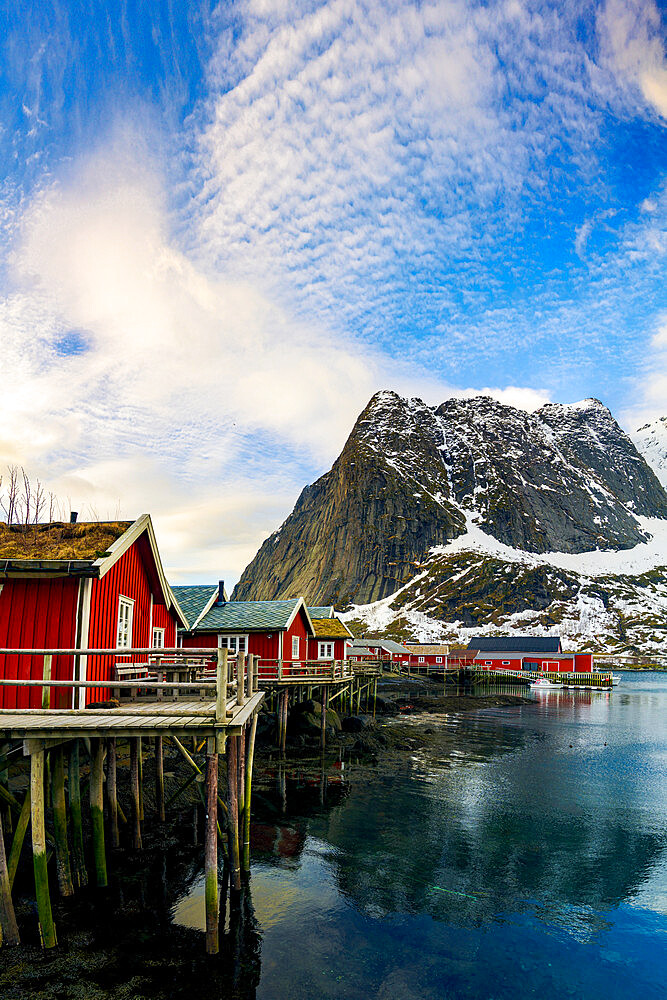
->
[174, 589, 316, 666]
[405, 643, 449, 668]
[306, 609, 353, 661]
[0, 515, 186, 708]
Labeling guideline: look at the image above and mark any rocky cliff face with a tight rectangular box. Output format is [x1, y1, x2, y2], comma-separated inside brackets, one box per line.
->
[233, 391, 667, 618]
[634, 415, 667, 489]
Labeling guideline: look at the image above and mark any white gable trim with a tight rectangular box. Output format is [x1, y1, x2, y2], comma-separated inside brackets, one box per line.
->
[286, 597, 316, 636]
[94, 514, 187, 629]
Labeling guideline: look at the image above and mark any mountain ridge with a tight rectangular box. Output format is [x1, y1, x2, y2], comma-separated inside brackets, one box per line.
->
[233, 390, 667, 608]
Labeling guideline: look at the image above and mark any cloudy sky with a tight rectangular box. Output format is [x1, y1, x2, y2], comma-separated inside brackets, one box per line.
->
[1, 0, 666, 583]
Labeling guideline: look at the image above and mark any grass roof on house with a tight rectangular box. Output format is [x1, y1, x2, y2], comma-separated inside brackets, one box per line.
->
[0, 521, 132, 561]
[312, 617, 352, 639]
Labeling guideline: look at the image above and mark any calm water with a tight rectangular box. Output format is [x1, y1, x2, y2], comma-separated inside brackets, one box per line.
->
[176, 672, 667, 999]
[2, 673, 666, 999]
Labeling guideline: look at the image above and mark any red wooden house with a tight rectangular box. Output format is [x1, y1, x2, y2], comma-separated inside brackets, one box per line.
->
[174, 586, 316, 667]
[468, 637, 594, 673]
[0, 514, 187, 709]
[306, 607, 353, 661]
[405, 643, 450, 668]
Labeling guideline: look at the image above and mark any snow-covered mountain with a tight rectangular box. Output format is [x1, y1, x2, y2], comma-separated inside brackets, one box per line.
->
[234, 391, 667, 652]
[634, 416, 667, 489]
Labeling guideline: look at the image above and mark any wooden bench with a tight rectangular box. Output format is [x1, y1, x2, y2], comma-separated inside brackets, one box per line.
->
[114, 663, 158, 702]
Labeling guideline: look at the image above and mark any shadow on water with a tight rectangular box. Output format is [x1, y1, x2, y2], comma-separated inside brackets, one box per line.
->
[0, 808, 264, 1000]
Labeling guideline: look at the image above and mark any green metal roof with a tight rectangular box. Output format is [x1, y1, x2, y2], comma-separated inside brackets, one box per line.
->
[197, 599, 303, 632]
[307, 605, 335, 619]
[171, 585, 217, 629]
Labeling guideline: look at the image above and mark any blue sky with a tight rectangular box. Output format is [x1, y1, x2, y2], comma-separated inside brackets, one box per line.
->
[1, 0, 666, 582]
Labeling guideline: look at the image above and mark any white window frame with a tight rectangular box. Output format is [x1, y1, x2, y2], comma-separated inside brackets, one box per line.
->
[436, 656, 442, 664]
[217, 634, 248, 655]
[152, 627, 165, 649]
[502, 660, 510, 665]
[318, 641, 334, 660]
[117, 596, 134, 649]
[484, 660, 492, 666]
[292, 635, 300, 659]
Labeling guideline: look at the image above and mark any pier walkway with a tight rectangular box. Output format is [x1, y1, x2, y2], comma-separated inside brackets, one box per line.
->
[0, 647, 263, 955]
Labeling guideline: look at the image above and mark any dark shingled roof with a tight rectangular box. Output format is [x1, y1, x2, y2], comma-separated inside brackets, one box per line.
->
[171, 585, 217, 629]
[198, 599, 306, 632]
[307, 605, 335, 618]
[467, 636, 561, 653]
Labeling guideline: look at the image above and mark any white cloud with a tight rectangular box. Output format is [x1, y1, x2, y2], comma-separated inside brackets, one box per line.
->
[597, 0, 667, 118]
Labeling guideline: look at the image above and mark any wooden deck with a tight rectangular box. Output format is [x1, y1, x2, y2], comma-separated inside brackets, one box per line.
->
[0, 692, 264, 740]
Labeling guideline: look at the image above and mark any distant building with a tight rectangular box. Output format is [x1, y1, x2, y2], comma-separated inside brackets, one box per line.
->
[404, 642, 449, 668]
[467, 636, 593, 673]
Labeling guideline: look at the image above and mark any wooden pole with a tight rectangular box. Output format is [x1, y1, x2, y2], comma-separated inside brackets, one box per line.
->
[237, 652, 246, 707]
[107, 738, 119, 849]
[238, 724, 246, 820]
[155, 735, 165, 822]
[0, 744, 12, 837]
[216, 647, 228, 723]
[242, 714, 258, 873]
[90, 739, 107, 887]
[130, 738, 142, 850]
[50, 748, 73, 897]
[320, 686, 328, 750]
[373, 678, 377, 719]
[226, 735, 241, 891]
[41, 654, 52, 710]
[31, 749, 56, 948]
[204, 749, 219, 955]
[0, 808, 19, 945]
[68, 740, 87, 887]
[8, 787, 30, 888]
[138, 736, 144, 822]
[282, 689, 288, 752]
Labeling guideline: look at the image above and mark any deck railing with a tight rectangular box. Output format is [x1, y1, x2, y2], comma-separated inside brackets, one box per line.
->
[0, 648, 261, 720]
[256, 658, 355, 684]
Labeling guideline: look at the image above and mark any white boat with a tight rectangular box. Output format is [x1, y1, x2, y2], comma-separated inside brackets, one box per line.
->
[611, 674, 621, 686]
[530, 676, 561, 689]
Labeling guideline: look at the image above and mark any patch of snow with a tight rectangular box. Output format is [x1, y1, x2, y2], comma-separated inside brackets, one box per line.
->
[429, 513, 667, 578]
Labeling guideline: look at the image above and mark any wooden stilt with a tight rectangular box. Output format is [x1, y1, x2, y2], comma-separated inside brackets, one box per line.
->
[68, 740, 87, 887]
[138, 736, 144, 822]
[50, 748, 74, 897]
[0, 744, 12, 838]
[155, 735, 165, 822]
[238, 724, 246, 819]
[205, 749, 219, 955]
[275, 692, 282, 749]
[31, 749, 56, 949]
[0, 809, 19, 945]
[130, 738, 142, 850]
[320, 686, 328, 750]
[7, 786, 30, 888]
[107, 738, 120, 849]
[90, 739, 107, 887]
[281, 690, 288, 752]
[373, 678, 377, 719]
[226, 735, 241, 891]
[242, 714, 258, 873]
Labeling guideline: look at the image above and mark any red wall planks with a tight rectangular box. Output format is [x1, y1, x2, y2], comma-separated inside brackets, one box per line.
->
[151, 602, 177, 647]
[0, 578, 79, 709]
